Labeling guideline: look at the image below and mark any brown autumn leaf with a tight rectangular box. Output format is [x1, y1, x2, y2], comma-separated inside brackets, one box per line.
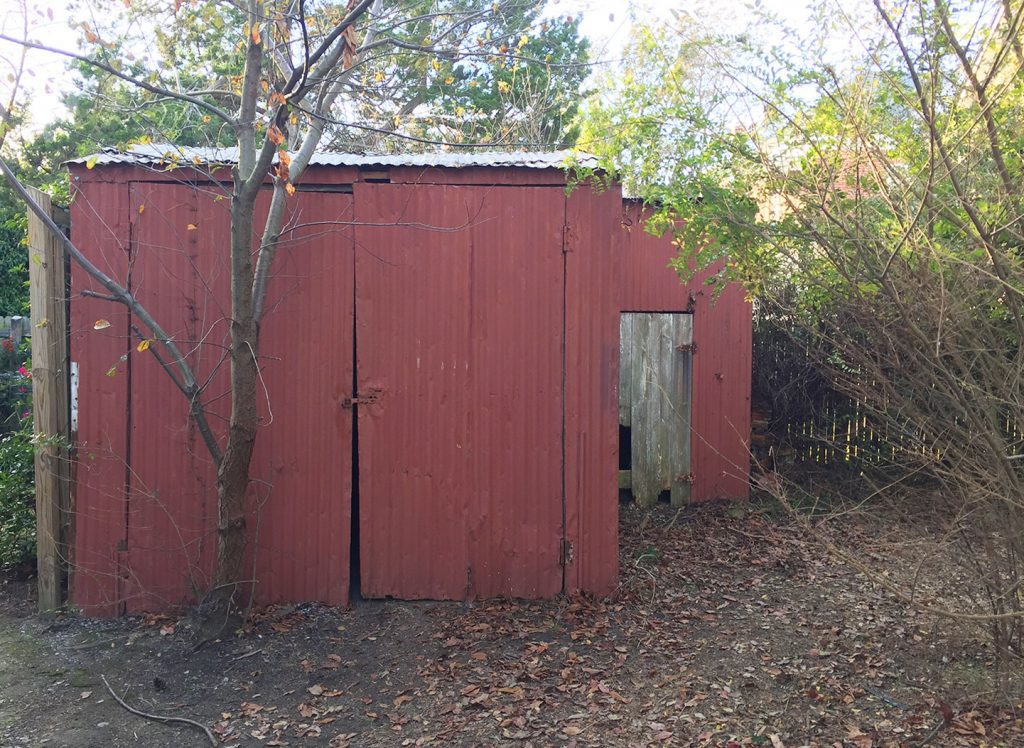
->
[307, 684, 324, 696]
[322, 654, 342, 669]
[239, 701, 263, 716]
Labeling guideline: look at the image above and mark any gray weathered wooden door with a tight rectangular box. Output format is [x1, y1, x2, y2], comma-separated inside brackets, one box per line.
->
[619, 313, 693, 506]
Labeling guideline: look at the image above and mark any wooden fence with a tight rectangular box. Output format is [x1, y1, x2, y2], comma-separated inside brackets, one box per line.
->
[752, 311, 897, 471]
[0, 316, 29, 344]
[752, 310, 1024, 472]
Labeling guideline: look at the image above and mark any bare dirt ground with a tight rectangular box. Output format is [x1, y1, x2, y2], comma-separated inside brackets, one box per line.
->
[1, 500, 1022, 748]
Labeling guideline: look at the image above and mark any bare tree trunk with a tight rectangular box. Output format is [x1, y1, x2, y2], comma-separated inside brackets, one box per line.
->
[205, 191, 260, 632]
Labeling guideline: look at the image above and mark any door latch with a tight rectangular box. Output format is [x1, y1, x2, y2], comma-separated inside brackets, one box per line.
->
[559, 538, 574, 566]
[341, 389, 382, 409]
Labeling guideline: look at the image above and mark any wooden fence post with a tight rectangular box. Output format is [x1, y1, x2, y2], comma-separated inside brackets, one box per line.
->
[26, 187, 70, 614]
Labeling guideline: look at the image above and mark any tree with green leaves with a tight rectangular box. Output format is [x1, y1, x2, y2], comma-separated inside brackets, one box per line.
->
[581, 0, 1024, 659]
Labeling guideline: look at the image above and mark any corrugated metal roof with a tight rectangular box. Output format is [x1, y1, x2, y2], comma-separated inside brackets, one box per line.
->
[69, 144, 599, 170]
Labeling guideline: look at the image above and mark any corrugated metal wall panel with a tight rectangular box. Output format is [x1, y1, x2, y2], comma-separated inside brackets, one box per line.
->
[123, 183, 228, 611]
[68, 177, 132, 616]
[693, 280, 752, 499]
[353, 183, 565, 600]
[564, 184, 622, 596]
[247, 193, 353, 607]
[619, 202, 751, 501]
[75, 179, 355, 613]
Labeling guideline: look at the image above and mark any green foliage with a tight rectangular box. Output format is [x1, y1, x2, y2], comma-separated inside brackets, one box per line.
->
[579, 1, 1024, 313]
[0, 336, 31, 436]
[15, 1, 590, 161]
[332, 2, 591, 149]
[0, 419, 35, 570]
[584, 0, 1024, 655]
[0, 215, 27, 317]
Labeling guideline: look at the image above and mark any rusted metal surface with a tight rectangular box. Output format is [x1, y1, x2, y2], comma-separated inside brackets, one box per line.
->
[619, 201, 752, 501]
[353, 183, 566, 599]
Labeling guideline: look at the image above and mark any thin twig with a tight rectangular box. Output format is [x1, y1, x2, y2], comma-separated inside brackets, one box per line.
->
[232, 647, 264, 661]
[914, 718, 947, 747]
[101, 674, 216, 746]
[634, 557, 658, 604]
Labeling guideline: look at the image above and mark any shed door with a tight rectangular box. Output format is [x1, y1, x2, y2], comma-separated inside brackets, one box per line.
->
[619, 313, 693, 506]
[353, 183, 566, 599]
[124, 184, 355, 609]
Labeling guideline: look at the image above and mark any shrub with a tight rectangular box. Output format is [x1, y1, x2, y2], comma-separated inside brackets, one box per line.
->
[0, 419, 34, 569]
[0, 338, 30, 434]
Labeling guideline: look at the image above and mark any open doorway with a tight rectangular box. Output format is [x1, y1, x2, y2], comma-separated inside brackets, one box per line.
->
[618, 312, 694, 507]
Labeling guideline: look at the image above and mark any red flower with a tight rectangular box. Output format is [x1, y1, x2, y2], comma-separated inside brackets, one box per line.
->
[1, 338, 12, 353]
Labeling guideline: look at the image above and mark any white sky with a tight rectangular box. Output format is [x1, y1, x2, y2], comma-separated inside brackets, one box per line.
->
[2, 0, 827, 132]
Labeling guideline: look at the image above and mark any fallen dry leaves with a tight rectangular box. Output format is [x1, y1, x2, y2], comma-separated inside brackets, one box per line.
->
[40, 502, 1024, 748]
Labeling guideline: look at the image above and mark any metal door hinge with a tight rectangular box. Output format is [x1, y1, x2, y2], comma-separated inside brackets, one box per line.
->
[676, 342, 697, 354]
[341, 389, 382, 409]
[559, 538, 574, 566]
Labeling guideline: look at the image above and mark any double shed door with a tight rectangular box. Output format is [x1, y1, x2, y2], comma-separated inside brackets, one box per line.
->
[123, 182, 566, 605]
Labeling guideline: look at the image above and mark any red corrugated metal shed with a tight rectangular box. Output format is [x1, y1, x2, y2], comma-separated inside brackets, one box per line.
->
[66, 150, 750, 615]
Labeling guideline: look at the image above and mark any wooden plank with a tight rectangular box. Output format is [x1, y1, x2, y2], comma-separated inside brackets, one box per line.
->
[11, 316, 25, 345]
[623, 312, 694, 508]
[669, 315, 693, 506]
[655, 314, 673, 493]
[27, 187, 70, 614]
[630, 313, 657, 505]
[618, 314, 633, 427]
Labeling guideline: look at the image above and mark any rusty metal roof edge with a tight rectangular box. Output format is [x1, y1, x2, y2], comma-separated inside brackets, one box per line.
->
[67, 144, 601, 171]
